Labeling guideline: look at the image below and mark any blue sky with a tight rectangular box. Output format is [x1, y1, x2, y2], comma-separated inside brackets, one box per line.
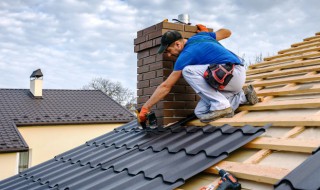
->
[0, 0, 319, 93]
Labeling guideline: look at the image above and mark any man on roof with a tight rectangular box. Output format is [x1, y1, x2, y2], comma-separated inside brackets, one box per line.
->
[139, 24, 258, 123]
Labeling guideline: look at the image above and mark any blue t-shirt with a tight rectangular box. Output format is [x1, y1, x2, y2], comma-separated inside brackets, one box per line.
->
[173, 32, 242, 71]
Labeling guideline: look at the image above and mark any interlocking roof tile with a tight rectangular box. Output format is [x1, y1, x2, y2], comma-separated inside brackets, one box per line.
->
[0, 119, 269, 190]
[0, 89, 134, 152]
[274, 147, 320, 190]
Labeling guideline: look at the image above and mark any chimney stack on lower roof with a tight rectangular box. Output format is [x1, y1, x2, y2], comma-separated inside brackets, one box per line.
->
[30, 69, 43, 98]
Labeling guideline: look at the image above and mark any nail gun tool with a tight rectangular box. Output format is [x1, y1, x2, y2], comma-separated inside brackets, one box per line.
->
[136, 108, 158, 129]
[216, 166, 241, 190]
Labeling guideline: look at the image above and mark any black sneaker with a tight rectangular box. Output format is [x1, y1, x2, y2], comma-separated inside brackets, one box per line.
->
[243, 84, 259, 105]
[200, 107, 233, 123]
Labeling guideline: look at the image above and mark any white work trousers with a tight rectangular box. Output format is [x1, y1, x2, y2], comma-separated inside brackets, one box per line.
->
[182, 64, 247, 118]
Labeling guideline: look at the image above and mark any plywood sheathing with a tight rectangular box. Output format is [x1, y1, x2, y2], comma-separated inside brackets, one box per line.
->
[184, 32, 320, 189]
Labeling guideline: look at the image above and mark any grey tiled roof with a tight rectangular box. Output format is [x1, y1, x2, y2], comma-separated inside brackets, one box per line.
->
[0, 119, 269, 190]
[274, 147, 320, 190]
[0, 89, 135, 153]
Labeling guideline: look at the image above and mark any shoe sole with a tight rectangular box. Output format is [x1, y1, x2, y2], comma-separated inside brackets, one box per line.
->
[200, 108, 233, 123]
[246, 84, 259, 105]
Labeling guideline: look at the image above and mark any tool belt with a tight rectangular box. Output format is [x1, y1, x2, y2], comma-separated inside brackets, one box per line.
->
[203, 64, 235, 90]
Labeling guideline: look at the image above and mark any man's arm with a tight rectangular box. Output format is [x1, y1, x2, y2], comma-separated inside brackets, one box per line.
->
[215, 28, 231, 41]
[143, 70, 182, 109]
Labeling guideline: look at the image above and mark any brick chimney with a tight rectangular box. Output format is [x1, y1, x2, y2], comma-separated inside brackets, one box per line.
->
[30, 69, 43, 98]
[135, 21, 212, 126]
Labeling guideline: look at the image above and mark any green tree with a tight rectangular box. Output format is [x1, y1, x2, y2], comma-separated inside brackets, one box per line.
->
[83, 77, 136, 111]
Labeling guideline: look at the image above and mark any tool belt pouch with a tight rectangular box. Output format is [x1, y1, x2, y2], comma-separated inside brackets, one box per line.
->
[203, 64, 235, 90]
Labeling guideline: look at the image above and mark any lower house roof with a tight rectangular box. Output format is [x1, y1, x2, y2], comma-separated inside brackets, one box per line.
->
[0, 119, 269, 190]
[0, 89, 134, 153]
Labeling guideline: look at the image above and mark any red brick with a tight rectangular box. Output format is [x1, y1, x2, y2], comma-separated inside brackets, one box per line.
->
[137, 65, 149, 74]
[153, 37, 162, 46]
[137, 96, 150, 104]
[143, 71, 156, 80]
[137, 59, 143, 67]
[186, 86, 195, 93]
[148, 30, 163, 40]
[134, 36, 146, 45]
[156, 69, 172, 77]
[139, 40, 153, 51]
[171, 85, 186, 93]
[176, 78, 188, 85]
[181, 31, 196, 39]
[185, 101, 197, 109]
[143, 86, 157, 95]
[184, 24, 213, 32]
[174, 94, 196, 101]
[163, 101, 185, 109]
[161, 22, 184, 31]
[155, 102, 163, 109]
[163, 109, 193, 117]
[137, 89, 143, 96]
[137, 30, 143, 37]
[143, 24, 157, 35]
[143, 55, 156, 65]
[150, 77, 164, 87]
[137, 74, 143, 81]
[137, 80, 149, 88]
[134, 45, 139, 53]
[164, 94, 174, 101]
[149, 46, 159, 55]
[137, 50, 149, 59]
[149, 62, 162, 71]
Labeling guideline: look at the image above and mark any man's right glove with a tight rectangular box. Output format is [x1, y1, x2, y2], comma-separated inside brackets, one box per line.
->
[138, 106, 149, 123]
[196, 24, 209, 33]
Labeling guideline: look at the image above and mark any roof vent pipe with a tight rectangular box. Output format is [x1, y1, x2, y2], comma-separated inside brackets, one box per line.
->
[172, 14, 191, 25]
[30, 69, 43, 98]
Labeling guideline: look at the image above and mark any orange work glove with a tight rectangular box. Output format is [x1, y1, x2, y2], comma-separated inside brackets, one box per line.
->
[196, 24, 209, 33]
[138, 106, 149, 123]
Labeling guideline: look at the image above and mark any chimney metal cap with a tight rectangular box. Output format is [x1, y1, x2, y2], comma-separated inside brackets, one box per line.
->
[30, 69, 43, 78]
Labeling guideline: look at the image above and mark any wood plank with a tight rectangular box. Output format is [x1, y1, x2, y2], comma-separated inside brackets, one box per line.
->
[246, 64, 320, 80]
[243, 149, 272, 164]
[244, 137, 320, 153]
[249, 51, 320, 69]
[304, 35, 320, 41]
[187, 115, 320, 127]
[278, 41, 320, 54]
[243, 126, 305, 164]
[249, 74, 320, 88]
[238, 98, 320, 111]
[264, 47, 320, 61]
[246, 59, 319, 75]
[257, 83, 320, 96]
[205, 161, 290, 184]
[292, 37, 320, 47]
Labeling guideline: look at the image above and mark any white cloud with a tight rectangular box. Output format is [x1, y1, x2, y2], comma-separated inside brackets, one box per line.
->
[0, 0, 319, 93]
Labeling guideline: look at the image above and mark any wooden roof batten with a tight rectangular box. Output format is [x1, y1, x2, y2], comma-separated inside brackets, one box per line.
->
[184, 32, 320, 189]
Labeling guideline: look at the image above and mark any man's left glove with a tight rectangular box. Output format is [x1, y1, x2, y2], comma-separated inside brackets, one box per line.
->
[138, 106, 149, 123]
[196, 24, 209, 32]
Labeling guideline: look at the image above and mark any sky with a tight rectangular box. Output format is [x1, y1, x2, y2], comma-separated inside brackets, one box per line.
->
[0, 0, 319, 93]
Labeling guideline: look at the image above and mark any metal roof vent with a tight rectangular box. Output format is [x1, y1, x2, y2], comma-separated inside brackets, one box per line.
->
[172, 14, 191, 25]
[30, 69, 43, 98]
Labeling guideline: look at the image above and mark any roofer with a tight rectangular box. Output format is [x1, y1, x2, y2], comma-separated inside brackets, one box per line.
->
[139, 24, 258, 123]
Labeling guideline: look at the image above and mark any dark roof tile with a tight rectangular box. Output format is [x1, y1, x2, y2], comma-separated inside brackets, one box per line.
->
[0, 89, 134, 152]
[274, 146, 320, 190]
[0, 119, 268, 189]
